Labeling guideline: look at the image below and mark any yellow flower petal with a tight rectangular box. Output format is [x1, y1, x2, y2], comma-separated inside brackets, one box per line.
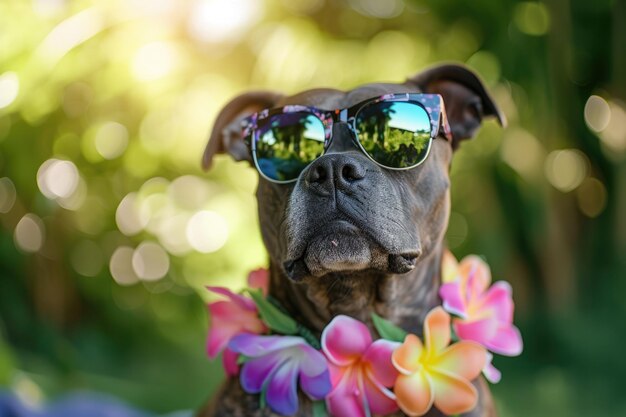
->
[430, 369, 479, 415]
[392, 334, 423, 375]
[430, 341, 486, 380]
[441, 250, 459, 284]
[395, 369, 434, 417]
[424, 307, 451, 355]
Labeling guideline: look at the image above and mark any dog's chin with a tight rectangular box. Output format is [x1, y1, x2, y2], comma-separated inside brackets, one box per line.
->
[283, 225, 420, 281]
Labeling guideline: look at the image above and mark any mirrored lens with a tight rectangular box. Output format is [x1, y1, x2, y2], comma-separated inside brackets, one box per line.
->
[355, 101, 432, 168]
[255, 112, 326, 182]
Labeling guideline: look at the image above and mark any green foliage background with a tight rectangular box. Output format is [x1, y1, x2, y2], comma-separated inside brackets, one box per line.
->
[1, 0, 625, 416]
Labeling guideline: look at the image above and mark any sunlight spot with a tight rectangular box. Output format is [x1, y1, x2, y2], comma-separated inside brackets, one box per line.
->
[0, 72, 19, 109]
[545, 149, 588, 192]
[36, 7, 105, 65]
[186, 210, 229, 253]
[37, 159, 80, 200]
[132, 41, 180, 82]
[598, 100, 626, 156]
[14, 214, 45, 253]
[95, 121, 129, 159]
[132, 241, 170, 281]
[110, 246, 140, 285]
[584, 95, 611, 133]
[0, 177, 17, 213]
[116, 192, 149, 236]
[188, 0, 262, 43]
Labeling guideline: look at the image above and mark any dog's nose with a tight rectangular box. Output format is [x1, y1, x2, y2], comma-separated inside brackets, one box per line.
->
[305, 153, 366, 194]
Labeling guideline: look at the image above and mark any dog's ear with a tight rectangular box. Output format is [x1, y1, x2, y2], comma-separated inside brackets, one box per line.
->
[202, 91, 283, 170]
[406, 63, 506, 149]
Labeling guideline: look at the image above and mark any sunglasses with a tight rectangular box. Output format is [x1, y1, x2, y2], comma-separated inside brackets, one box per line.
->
[241, 93, 452, 184]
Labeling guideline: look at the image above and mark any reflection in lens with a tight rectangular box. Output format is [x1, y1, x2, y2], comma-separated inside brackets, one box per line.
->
[255, 112, 325, 181]
[355, 102, 432, 168]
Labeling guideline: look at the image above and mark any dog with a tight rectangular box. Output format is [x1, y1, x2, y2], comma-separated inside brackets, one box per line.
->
[199, 63, 505, 417]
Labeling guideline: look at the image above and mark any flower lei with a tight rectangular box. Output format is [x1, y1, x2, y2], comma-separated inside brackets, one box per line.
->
[205, 252, 523, 417]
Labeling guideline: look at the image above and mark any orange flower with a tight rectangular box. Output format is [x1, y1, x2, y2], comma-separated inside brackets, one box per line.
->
[392, 307, 487, 416]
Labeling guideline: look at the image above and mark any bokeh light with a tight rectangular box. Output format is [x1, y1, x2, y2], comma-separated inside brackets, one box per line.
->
[36, 159, 80, 200]
[500, 128, 545, 181]
[132, 41, 182, 82]
[94, 121, 129, 160]
[116, 193, 148, 236]
[584, 95, 611, 133]
[544, 149, 588, 192]
[109, 246, 140, 285]
[14, 214, 45, 253]
[187, 0, 262, 43]
[514, 2, 551, 36]
[186, 210, 229, 253]
[0, 177, 17, 213]
[576, 177, 607, 218]
[132, 241, 170, 281]
[598, 100, 626, 157]
[0, 72, 19, 109]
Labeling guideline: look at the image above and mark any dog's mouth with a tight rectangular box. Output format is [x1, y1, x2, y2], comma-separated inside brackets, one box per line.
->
[283, 220, 421, 281]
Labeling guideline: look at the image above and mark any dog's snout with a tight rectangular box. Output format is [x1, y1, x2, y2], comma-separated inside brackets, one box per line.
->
[305, 154, 365, 193]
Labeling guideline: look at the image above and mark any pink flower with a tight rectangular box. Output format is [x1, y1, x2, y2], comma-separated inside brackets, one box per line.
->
[439, 252, 523, 382]
[321, 315, 400, 417]
[247, 268, 270, 296]
[206, 269, 270, 375]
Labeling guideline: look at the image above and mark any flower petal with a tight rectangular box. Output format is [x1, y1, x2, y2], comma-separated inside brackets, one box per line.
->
[326, 369, 367, 417]
[327, 361, 347, 387]
[207, 286, 257, 311]
[222, 347, 240, 376]
[485, 324, 523, 356]
[207, 300, 266, 358]
[483, 353, 502, 384]
[395, 369, 434, 417]
[392, 334, 423, 375]
[239, 354, 283, 393]
[265, 360, 300, 416]
[430, 369, 478, 415]
[228, 334, 305, 357]
[207, 301, 245, 358]
[430, 341, 486, 380]
[209, 299, 264, 330]
[300, 369, 332, 400]
[441, 250, 459, 284]
[363, 374, 398, 415]
[424, 307, 451, 355]
[439, 282, 467, 318]
[298, 344, 331, 377]
[322, 315, 372, 367]
[454, 317, 498, 348]
[247, 269, 269, 296]
[458, 255, 491, 296]
[362, 339, 399, 387]
[479, 281, 514, 323]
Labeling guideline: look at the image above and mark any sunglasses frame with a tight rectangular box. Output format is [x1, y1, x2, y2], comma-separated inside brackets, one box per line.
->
[242, 93, 452, 184]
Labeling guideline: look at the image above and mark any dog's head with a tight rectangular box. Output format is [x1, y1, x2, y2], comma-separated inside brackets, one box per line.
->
[203, 64, 504, 287]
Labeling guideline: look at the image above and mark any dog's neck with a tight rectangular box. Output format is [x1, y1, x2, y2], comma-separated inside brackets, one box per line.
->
[268, 244, 443, 336]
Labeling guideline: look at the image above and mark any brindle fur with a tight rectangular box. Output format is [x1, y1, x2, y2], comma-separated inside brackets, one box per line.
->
[198, 64, 504, 417]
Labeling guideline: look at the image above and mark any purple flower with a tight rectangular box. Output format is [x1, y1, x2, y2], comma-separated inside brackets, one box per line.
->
[228, 334, 331, 415]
